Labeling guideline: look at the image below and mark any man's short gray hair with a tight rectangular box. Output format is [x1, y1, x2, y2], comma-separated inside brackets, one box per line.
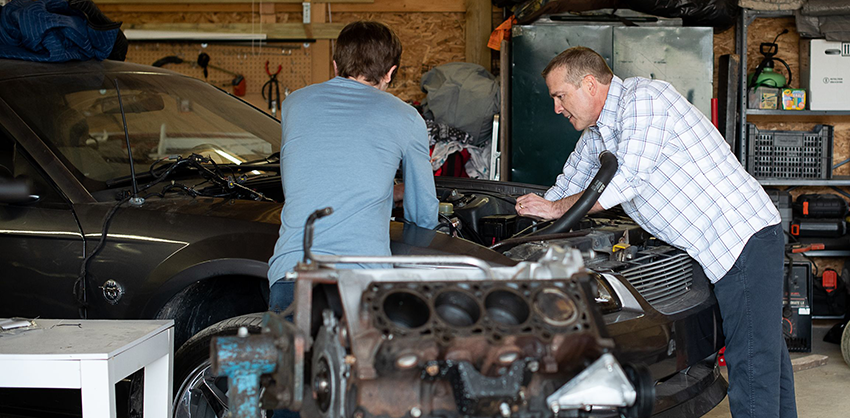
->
[541, 46, 613, 86]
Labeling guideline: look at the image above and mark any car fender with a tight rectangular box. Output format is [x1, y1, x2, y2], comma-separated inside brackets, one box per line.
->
[134, 232, 275, 322]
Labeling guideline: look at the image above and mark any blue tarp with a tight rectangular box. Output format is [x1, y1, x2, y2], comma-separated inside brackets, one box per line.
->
[0, 0, 119, 62]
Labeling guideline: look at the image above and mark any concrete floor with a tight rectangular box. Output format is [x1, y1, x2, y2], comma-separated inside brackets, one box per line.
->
[703, 319, 850, 417]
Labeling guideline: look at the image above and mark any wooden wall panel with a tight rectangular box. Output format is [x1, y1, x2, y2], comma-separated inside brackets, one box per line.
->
[330, 12, 466, 103]
[104, 2, 471, 104]
[466, 0, 493, 71]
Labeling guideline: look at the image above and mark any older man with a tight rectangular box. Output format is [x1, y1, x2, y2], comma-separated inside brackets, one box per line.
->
[516, 46, 796, 418]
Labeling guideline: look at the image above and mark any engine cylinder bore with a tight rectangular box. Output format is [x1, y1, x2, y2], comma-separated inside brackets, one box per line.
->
[484, 289, 530, 326]
[533, 287, 578, 326]
[435, 290, 481, 327]
[383, 291, 430, 329]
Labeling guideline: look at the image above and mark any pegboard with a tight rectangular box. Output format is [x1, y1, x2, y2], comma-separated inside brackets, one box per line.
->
[124, 41, 313, 100]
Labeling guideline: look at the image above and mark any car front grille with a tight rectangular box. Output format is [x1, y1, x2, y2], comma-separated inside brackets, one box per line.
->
[620, 251, 694, 307]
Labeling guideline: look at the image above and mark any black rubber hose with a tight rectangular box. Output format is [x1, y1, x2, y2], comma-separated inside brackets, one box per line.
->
[527, 150, 618, 236]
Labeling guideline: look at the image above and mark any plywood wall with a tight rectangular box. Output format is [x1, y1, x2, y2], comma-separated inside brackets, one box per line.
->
[330, 12, 466, 102]
[103, 7, 469, 106]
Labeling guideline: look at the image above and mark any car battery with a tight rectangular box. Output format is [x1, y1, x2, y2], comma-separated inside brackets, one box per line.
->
[764, 188, 792, 243]
[783, 255, 813, 352]
[793, 193, 848, 218]
[790, 218, 846, 238]
[480, 214, 517, 245]
[800, 39, 850, 110]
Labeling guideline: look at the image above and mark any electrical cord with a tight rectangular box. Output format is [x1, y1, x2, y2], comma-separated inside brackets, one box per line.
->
[73, 194, 132, 318]
[510, 219, 553, 239]
[437, 213, 460, 238]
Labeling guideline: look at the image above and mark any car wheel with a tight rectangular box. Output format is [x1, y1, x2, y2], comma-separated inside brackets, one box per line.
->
[841, 319, 850, 367]
[172, 313, 267, 418]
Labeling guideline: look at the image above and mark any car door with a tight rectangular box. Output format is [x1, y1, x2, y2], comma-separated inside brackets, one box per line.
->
[0, 132, 85, 318]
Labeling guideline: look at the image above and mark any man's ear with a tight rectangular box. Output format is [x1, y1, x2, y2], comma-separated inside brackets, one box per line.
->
[584, 74, 597, 96]
[383, 65, 398, 85]
[333, 60, 339, 76]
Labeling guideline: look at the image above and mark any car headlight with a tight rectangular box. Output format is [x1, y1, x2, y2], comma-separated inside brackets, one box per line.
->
[593, 274, 622, 314]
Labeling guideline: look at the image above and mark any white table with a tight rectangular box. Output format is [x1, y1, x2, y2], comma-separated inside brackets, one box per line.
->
[0, 319, 174, 418]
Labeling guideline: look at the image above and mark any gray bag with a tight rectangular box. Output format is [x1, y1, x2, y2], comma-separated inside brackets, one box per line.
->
[420, 62, 500, 147]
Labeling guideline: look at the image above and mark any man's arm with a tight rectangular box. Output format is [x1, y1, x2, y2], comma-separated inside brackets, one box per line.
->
[515, 191, 604, 220]
[544, 131, 599, 201]
[401, 117, 439, 229]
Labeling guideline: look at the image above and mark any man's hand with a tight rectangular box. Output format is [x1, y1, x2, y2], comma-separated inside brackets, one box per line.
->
[393, 183, 405, 202]
[515, 193, 568, 220]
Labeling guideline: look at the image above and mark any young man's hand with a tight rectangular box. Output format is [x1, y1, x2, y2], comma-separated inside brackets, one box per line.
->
[393, 183, 405, 202]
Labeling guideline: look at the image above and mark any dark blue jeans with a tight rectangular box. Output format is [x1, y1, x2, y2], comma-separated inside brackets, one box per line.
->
[713, 223, 797, 418]
[269, 280, 295, 314]
[269, 280, 299, 418]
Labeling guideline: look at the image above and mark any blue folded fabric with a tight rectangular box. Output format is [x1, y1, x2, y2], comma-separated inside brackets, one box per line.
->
[0, 0, 119, 62]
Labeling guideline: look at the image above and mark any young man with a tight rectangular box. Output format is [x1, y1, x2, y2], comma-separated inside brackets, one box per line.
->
[515, 46, 796, 418]
[267, 21, 439, 312]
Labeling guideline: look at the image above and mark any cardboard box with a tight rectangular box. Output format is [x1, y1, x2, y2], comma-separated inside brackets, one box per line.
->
[800, 39, 850, 110]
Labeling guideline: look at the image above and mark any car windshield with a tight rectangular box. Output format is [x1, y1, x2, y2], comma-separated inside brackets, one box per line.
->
[0, 71, 281, 191]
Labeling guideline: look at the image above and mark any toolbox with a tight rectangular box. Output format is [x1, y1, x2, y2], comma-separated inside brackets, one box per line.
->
[790, 218, 847, 238]
[746, 124, 833, 180]
[793, 193, 848, 218]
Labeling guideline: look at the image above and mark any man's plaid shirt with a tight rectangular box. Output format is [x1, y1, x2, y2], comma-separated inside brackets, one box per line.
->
[545, 76, 780, 283]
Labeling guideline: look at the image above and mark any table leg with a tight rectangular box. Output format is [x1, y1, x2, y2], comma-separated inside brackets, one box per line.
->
[80, 360, 117, 418]
[144, 329, 174, 418]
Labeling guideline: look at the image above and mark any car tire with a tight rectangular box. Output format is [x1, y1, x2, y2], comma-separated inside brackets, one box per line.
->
[172, 312, 266, 418]
[841, 319, 850, 367]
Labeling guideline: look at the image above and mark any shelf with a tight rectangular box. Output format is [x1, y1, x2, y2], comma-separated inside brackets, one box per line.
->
[758, 177, 850, 186]
[746, 110, 850, 124]
[747, 110, 850, 116]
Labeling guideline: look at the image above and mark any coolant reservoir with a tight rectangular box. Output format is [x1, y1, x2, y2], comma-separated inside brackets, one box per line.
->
[439, 202, 454, 216]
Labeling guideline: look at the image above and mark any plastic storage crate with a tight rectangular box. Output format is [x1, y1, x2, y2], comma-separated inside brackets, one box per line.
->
[746, 124, 833, 180]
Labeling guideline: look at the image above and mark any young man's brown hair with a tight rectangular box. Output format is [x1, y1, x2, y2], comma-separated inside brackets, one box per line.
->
[541, 46, 614, 86]
[333, 21, 402, 85]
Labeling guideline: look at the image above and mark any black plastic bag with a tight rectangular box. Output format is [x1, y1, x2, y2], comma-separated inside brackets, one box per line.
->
[629, 0, 739, 28]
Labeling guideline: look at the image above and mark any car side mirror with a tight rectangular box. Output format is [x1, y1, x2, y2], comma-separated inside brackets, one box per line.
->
[0, 178, 34, 203]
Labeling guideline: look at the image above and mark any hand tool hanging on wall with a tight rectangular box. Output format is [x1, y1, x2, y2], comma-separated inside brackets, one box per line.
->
[152, 55, 185, 67]
[263, 60, 282, 118]
[197, 52, 247, 97]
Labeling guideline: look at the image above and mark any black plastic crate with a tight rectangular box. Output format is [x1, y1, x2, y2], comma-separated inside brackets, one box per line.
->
[746, 124, 833, 180]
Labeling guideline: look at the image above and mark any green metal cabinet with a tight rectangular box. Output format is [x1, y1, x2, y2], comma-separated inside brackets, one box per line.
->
[509, 24, 713, 186]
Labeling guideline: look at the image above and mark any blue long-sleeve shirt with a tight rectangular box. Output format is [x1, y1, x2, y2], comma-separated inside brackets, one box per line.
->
[268, 77, 439, 285]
